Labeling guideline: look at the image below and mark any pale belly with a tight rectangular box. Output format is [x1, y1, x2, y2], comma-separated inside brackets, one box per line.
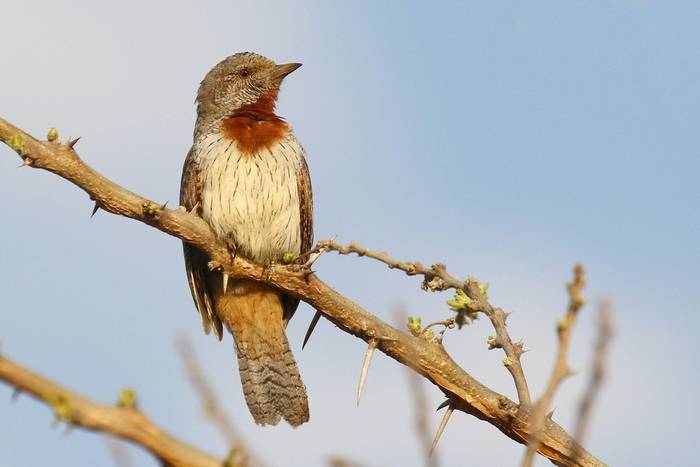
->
[195, 132, 303, 263]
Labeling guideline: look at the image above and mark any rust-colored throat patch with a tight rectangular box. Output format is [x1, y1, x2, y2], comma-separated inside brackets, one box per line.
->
[221, 92, 289, 154]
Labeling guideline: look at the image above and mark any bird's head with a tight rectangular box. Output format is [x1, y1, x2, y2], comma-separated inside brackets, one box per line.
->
[195, 52, 301, 136]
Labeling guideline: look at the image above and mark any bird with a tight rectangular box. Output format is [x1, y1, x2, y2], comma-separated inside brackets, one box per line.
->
[179, 52, 312, 427]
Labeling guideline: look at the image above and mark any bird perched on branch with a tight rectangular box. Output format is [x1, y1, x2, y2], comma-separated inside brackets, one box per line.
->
[180, 52, 312, 426]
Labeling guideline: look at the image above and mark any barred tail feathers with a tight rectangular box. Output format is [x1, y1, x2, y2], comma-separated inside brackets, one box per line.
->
[215, 280, 309, 426]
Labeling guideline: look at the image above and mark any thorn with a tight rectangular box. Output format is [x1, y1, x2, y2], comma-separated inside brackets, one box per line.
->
[546, 408, 555, 420]
[356, 339, 377, 406]
[302, 311, 322, 349]
[17, 158, 32, 168]
[301, 250, 324, 269]
[161, 200, 169, 209]
[222, 272, 229, 294]
[300, 236, 336, 269]
[436, 399, 451, 411]
[91, 202, 100, 218]
[67, 137, 81, 149]
[303, 268, 316, 283]
[430, 404, 454, 456]
[10, 388, 20, 402]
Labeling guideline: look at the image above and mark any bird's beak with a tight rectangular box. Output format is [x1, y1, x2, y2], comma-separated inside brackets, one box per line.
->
[272, 63, 302, 82]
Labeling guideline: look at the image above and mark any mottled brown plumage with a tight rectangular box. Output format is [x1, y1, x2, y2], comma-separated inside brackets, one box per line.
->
[180, 52, 312, 426]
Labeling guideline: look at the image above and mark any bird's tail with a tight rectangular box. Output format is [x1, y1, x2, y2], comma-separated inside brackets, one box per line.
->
[215, 279, 309, 426]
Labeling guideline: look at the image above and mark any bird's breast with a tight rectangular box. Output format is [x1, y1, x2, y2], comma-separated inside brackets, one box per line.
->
[194, 129, 304, 263]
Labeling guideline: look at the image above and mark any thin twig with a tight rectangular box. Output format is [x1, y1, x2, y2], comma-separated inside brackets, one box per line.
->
[573, 303, 614, 460]
[522, 264, 587, 467]
[316, 240, 531, 406]
[313, 241, 465, 292]
[420, 318, 455, 336]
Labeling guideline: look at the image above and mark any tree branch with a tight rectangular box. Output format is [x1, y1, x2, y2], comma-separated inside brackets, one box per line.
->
[0, 117, 605, 466]
[522, 265, 586, 467]
[573, 303, 613, 460]
[0, 354, 222, 467]
[316, 240, 531, 406]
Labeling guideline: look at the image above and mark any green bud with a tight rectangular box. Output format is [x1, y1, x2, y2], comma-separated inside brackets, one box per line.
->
[143, 202, 159, 216]
[478, 281, 490, 299]
[447, 289, 472, 312]
[281, 252, 295, 264]
[117, 387, 138, 409]
[487, 335, 499, 350]
[49, 394, 74, 423]
[47, 128, 59, 142]
[8, 134, 25, 155]
[407, 316, 422, 337]
[502, 357, 513, 367]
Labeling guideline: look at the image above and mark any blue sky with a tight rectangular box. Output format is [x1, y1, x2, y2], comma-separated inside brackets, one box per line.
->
[1, 1, 698, 466]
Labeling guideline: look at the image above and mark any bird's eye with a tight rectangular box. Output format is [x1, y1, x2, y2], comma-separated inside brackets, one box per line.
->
[239, 68, 250, 78]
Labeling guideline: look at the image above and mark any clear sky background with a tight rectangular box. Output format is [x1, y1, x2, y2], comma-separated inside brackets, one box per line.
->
[1, 1, 698, 466]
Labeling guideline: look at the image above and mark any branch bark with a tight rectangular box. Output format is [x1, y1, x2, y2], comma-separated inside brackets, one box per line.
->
[0, 117, 605, 467]
[0, 354, 222, 467]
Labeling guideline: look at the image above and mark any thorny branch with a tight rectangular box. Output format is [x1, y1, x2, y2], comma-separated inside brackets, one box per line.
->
[0, 117, 605, 466]
[315, 240, 532, 407]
